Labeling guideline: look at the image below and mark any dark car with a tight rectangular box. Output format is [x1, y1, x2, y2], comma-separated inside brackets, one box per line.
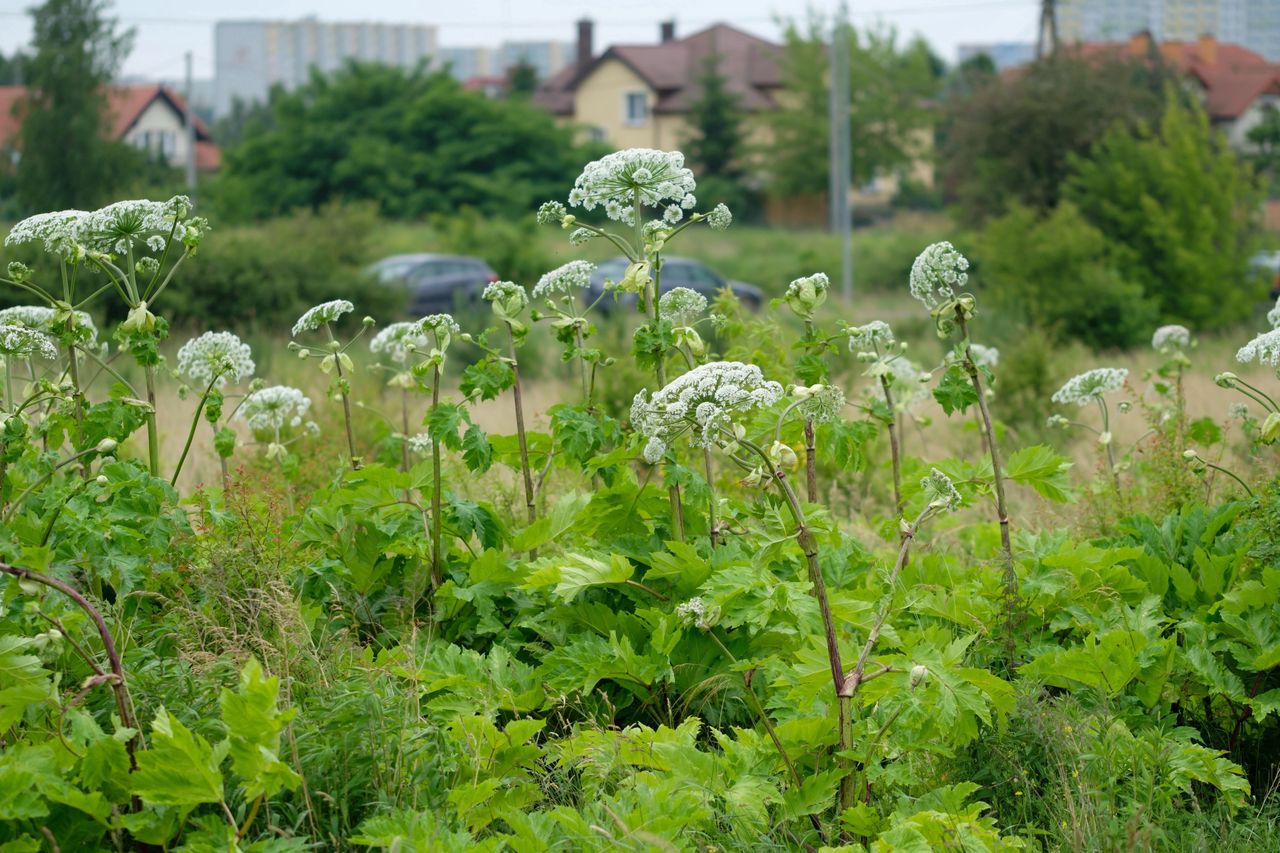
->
[586, 256, 764, 314]
[368, 254, 498, 315]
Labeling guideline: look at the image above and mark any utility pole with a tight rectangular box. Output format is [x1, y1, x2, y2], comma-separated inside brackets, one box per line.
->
[828, 3, 853, 301]
[184, 51, 197, 191]
[1036, 0, 1058, 59]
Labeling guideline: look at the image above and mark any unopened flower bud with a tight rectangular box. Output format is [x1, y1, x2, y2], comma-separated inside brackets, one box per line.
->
[95, 475, 109, 486]
[769, 440, 799, 469]
[95, 438, 117, 455]
[910, 664, 928, 688]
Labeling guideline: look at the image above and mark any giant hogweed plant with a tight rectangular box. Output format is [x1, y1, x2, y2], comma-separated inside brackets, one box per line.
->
[0, 163, 1273, 850]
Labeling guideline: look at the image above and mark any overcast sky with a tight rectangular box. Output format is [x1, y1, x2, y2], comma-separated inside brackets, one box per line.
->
[0, 0, 1041, 80]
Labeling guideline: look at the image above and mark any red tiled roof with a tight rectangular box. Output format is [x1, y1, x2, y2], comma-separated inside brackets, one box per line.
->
[1069, 35, 1280, 121]
[0, 83, 220, 169]
[535, 23, 782, 116]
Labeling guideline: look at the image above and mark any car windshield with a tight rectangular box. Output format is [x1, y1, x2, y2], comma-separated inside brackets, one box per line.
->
[371, 259, 422, 283]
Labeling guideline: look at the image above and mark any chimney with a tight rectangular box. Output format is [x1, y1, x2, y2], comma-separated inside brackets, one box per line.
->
[660, 20, 676, 43]
[1197, 33, 1217, 66]
[577, 18, 594, 68]
[1127, 30, 1152, 58]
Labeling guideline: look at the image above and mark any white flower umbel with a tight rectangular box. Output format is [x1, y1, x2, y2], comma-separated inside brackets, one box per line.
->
[847, 320, 895, 355]
[969, 343, 999, 368]
[659, 287, 708, 327]
[0, 305, 97, 344]
[292, 299, 354, 337]
[176, 331, 254, 388]
[793, 383, 846, 424]
[4, 210, 88, 256]
[80, 196, 191, 254]
[369, 321, 429, 365]
[631, 361, 784, 463]
[1268, 297, 1280, 330]
[909, 241, 969, 309]
[532, 260, 595, 301]
[1238, 328, 1280, 369]
[1152, 324, 1192, 353]
[0, 324, 58, 360]
[1052, 367, 1129, 407]
[705, 203, 732, 231]
[237, 385, 312, 433]
[419, 313, 461, 347]
[567, 149, 697, 225]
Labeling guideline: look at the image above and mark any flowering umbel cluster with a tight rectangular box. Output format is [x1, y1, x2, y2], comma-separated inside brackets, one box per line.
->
[0, 305, 98, 344]
[292, 300, 355, 337]
[847, 320, 895, 355]
[532, 261, 595, 301]
[4, 210, 88, 256]
[1152, 324, 1192, 353]
[659, 287, 708, 327]
[1051, 368, 1129, 407]
[1237, 329, 1280, 369]
[909, 241, 969, 310]
[631, 361, 784, 464]
[176, 331, 255, 388]
[369, 322, 429, 365]
[80, 197, 192, 254]
[567, 149, 697, 225]
[482, 281, 529, 322]
[792, 383, 846, 424]
[705, 203, 732, 231]
[237, 386, 313, 433]
[0, 324, 58, 360]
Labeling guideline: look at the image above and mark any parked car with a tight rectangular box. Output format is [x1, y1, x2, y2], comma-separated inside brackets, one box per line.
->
[586, 256, 763, 313]
[367, 254, 498, 315]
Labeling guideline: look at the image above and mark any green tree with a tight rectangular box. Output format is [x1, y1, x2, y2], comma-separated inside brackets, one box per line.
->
[506, 61, 538, 99]
[974, 202, 1156, 350]
[0, 49, 31, 85]
[16, 0, 138, 212]
[683, 50, 743, 180]
[1247, 102, 1280, 194]
[1066, 91, 1262, 328]
[763, 15, 938, 198]
[212, 62, 599, 221]
[942, 53, 1177, 221]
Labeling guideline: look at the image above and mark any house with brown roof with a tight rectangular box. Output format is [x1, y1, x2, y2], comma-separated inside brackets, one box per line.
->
[1075, 33, 1280, 151]
[0, 83, 221, 172]
[535, 20, 782, 153]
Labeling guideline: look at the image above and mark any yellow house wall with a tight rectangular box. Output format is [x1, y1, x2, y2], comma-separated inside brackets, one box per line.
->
[572, 58, 660, 148]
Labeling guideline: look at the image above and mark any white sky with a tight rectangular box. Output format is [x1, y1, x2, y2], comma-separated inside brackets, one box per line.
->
[0, 0, 1041, 79]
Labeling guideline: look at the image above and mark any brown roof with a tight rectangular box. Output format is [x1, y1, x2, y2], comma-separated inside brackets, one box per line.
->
[0, 83, 219, 168]
[535, 23, 782, 116]
[1069, 34, 1280, 121]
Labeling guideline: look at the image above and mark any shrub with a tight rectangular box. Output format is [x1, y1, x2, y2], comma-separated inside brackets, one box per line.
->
[973, 201, 1157, 350]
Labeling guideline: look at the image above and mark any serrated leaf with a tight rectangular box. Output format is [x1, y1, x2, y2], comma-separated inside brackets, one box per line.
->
[219, 659, 300, 799]
[1007, 444, 1075, 502]
[461, 423, 493, 473]
[932, 364, 978, 416]
[511, 491, 589, 551]
[130, 708, 225, 807]
[522, 552, 634, 601]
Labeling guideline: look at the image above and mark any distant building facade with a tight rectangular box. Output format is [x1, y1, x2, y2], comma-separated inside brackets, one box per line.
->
[213, 18, 438, 117]
[1058, 0, 1280, 61]
[436, 41, 573, 86]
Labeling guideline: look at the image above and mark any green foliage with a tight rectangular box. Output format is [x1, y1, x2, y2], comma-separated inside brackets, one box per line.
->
[15, 0, 144, 213]
[973, 202, 1157, 349]
[764, 15, 938, 197]
[942, 53, 1174, 221]
[1066, 91, 1263, 328]
[213, 62, 597, 220]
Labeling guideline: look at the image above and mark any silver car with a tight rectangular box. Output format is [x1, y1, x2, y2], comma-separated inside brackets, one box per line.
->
[368, 254, 498, 314]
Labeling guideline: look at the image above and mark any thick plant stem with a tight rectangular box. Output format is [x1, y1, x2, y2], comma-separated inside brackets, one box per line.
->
[878, 376, 903, 518]
[506, 324, 538, 559]
[804, 419, 818, 503]
[0, 562, 140, 769]
[144, 365, 160, 478]
[703, 447, 718, 548]
[400, 387, 411, 475]
[573, 325, 590, 405]
[430, 367, 443, 588]
[955, 314, 1016, 601]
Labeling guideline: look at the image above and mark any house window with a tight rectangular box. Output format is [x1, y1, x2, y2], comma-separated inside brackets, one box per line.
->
[586, 126, 607, 143]
[624, 91, 648, 126]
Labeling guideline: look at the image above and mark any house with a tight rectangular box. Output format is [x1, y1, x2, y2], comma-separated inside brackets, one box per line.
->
[1075, 33, 1280, 151]
[535, 19, 783, 152]
[0, 83, 221, 171]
